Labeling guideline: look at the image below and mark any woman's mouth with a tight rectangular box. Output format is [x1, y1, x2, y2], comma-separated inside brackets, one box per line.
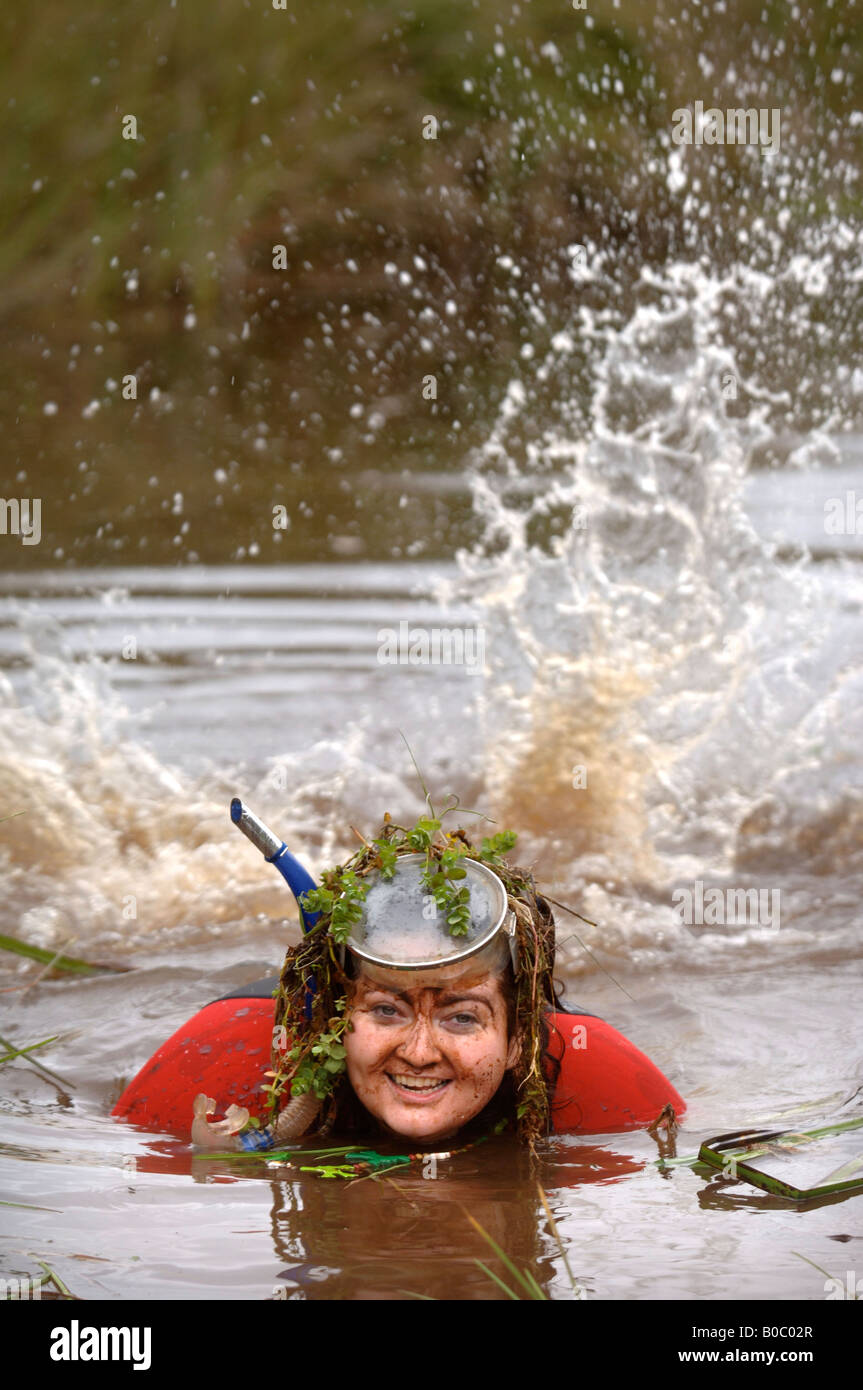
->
[386, 1073, 452, 1101]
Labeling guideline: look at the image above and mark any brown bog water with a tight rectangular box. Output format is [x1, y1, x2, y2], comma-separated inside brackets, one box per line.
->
[1, 465, 862, 1299]
[2, 4, 863, 1296]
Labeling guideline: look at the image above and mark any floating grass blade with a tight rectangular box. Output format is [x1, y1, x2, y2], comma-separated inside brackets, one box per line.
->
[2, 1262, 78, 1300]
[0, 1032, 74, 1090]
[819, 1155, 863, 1185]
[0, 933, 123, 975]
[792, 1252, 837, 1282]
[0, 1200, 63, 1212]
[196, 1143, 363, 1162]
[463, 1210, 546, 1300]
[0, 1035, 59, 1065]
[474, 1258, 523, 1300]
[537, 1182, 580, 1294]
[794, 1117, 863, 1141]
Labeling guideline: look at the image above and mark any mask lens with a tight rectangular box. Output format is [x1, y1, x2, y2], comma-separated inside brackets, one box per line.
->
[347, 854, 508, 970]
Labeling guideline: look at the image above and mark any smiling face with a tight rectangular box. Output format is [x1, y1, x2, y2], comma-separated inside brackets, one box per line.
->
[344, 965, 519, 1145]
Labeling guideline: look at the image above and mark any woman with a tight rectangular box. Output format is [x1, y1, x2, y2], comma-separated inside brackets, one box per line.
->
[186, 811, 685, 1166]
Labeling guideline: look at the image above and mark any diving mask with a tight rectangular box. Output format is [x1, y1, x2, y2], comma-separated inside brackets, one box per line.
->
[230, 799, 518, 986]
[345, 852, 517, 982]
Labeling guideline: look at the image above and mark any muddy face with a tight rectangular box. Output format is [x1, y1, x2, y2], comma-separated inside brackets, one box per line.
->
[344, 968, 518, 1145]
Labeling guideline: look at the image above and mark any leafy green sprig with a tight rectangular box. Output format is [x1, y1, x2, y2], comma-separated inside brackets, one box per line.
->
[425, 844, 470, 935]
[479, 830, 519, 865]
[301, 868, 368, 944]
[285, 1018, 349, 1100]
[263, 997, 350, 1109]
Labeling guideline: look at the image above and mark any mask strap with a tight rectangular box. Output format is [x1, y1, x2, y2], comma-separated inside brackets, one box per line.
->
[503, 909, 519, 972]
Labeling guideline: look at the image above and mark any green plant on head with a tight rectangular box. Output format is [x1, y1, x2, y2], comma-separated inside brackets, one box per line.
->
[299, 803, 516, 946]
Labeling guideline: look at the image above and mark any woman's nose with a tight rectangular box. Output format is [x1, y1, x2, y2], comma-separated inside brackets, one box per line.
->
[395, 1016, 442, 1066]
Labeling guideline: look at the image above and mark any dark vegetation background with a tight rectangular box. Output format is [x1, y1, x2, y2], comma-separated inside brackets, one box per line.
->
[2, 0, 861, 567]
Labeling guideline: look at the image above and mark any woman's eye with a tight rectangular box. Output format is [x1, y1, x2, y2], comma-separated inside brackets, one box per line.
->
[371, 1003, 401, 1019]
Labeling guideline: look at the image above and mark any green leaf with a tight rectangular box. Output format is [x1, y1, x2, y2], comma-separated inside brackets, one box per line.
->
[374, 839, 399, 878]
[299, 887, 334, 915]
[479, 830, 518, 864]
[445, 884, 472, 936]
[407, 817, 441, 850]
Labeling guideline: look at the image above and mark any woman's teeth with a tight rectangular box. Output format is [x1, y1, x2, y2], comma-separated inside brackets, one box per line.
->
[389, 1074, 450, 1091]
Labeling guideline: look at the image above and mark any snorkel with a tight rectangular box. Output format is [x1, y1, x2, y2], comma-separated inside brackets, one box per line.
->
[229, 796, 321, 1016]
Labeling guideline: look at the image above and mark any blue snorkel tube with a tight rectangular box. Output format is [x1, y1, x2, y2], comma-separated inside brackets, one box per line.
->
[230, 797, 319, 1014]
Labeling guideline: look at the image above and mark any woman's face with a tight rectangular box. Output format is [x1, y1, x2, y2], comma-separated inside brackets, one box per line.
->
[345, 967, 519, 1145]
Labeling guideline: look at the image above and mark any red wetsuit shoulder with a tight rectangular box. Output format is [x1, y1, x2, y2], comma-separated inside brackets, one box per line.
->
[545, 1010, 686, 1132]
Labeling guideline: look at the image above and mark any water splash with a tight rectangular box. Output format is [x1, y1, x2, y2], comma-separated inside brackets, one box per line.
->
[448, 256, 863, 963]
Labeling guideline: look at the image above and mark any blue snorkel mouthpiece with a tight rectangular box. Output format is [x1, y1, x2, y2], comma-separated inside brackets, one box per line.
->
[230, 797, 319, 1016]
[229, 797, 320, 931]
